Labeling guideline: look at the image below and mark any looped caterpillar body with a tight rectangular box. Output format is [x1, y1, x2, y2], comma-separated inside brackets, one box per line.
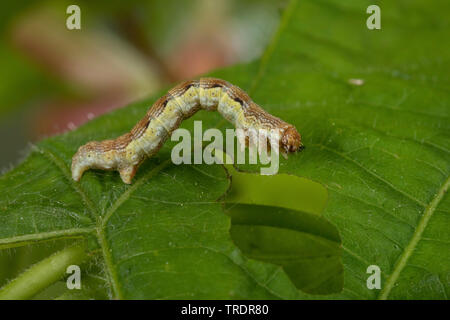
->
[72, 78, 303, 184]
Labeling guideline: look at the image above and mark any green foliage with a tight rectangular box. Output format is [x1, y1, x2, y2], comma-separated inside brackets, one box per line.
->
[0, 0, 449, 299]
[0, 243, 86, 299]
[0, 43, 59, 115]
[223, 167, 342, 294]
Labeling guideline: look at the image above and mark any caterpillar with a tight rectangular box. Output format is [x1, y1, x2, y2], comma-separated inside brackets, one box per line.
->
[71, 78, 303, 184]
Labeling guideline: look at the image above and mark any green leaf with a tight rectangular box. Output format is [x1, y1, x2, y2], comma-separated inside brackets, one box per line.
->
[0, 243, 86, 300]
[1, 0, 449, 300]
[2, 99, 324, 298]
[225, 203, 343, 294]
[233, 0, 449, 299]
[221, 166, 343, 294]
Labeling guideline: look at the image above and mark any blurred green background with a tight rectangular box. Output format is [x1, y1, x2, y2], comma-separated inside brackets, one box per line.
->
[0, 0, 282, 171]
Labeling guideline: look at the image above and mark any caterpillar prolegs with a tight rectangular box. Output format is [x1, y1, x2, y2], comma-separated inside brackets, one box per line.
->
[71, 78, 303, 184]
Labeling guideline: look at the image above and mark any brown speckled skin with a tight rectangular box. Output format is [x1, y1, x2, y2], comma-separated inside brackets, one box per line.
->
[72, 78, 302, 184]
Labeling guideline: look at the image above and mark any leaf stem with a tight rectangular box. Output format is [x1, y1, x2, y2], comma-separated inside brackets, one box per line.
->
[0, 243, 87, 300]
[378, 175, 450, 299]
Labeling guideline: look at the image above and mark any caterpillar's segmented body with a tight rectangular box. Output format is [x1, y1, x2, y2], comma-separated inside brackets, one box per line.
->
[72, 78, 302, 184]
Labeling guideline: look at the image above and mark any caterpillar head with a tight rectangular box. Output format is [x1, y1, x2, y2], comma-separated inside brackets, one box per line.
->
[281, 126, 303, 154]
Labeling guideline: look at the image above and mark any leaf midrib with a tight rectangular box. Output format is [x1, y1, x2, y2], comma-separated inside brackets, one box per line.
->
[0, 227, 95, 247]
[378, 175, 450, 299]
[97, 159, 172, 299]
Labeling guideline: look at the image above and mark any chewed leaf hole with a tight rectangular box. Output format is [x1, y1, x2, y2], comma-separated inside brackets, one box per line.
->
[223, 167, 343, 295]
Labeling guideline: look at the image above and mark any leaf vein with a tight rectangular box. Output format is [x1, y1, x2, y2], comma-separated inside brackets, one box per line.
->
[378, 175, 450, 299]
